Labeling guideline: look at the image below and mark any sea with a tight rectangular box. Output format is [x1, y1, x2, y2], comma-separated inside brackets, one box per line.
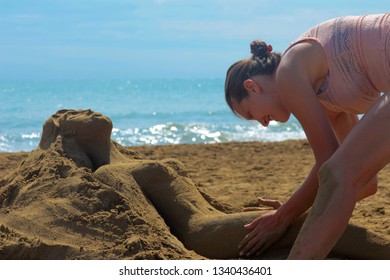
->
[0, 79, 305, 152]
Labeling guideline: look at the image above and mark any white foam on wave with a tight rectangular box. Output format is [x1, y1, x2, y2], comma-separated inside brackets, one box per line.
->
[111, 120, 306, 147]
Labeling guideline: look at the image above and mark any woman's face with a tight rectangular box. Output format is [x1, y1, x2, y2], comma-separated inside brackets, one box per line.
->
[233, 89, 275, 126]
[231, 89, 290, 127]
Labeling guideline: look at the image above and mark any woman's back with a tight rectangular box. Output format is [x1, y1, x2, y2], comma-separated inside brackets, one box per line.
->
[288, 14, 390, 113]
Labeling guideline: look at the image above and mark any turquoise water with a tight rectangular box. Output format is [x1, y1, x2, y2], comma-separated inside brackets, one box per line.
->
[0, 79, 305, 152]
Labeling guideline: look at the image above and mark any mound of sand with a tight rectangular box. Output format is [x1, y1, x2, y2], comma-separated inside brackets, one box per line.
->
[0, 110, 199, 259]
[0, 109, 389, 260]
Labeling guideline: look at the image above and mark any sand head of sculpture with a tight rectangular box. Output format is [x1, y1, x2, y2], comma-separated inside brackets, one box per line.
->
[38, 109, 114, 170]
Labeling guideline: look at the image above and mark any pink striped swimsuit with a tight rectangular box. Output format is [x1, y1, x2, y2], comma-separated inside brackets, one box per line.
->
[288, 14, 390, 114]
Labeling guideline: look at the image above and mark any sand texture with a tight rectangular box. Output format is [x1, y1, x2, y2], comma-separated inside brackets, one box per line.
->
[0, 110, 389, 260]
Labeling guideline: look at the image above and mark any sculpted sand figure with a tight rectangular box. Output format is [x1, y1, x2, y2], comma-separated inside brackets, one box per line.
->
[1, 109, 389, 259]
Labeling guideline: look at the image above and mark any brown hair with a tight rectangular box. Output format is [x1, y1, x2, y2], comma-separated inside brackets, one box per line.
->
[225, 40, 281, 113]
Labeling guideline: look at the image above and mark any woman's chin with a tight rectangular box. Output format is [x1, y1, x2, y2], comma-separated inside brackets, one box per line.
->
[277, 113, 291, 123]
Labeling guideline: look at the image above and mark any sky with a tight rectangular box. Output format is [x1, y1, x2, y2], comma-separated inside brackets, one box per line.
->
[0, 0, 389, 80]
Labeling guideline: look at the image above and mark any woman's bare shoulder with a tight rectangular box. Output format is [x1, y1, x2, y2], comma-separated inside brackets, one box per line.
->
[277, 41, 328, 92]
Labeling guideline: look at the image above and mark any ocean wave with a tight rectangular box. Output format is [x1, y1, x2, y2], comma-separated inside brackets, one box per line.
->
[112, 121, 305, 146]
[0, 132, 41, 152]
[0, 120, 305, 152]
[0, 79, 306, 152]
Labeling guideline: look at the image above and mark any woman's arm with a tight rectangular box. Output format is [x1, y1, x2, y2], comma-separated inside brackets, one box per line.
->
[274, 42, 341, 219]
[238, 42, 340, 257]
[276, 162, 321, 223]
[279, 111, 377, 222]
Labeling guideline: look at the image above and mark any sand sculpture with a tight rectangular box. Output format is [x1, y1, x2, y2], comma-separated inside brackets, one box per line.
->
[0, 109, 389, 259]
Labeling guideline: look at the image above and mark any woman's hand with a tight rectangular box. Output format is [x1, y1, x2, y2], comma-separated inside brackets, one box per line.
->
[239, 198, 289, 257]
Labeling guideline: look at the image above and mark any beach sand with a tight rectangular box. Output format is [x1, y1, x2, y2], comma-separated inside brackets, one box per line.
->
[0, 110, 389, 260]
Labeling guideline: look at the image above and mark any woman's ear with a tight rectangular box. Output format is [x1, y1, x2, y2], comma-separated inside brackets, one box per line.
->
[243, 79, 261, 94]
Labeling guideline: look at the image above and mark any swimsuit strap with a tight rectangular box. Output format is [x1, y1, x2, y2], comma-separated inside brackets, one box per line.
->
[283, 37, 322, 56]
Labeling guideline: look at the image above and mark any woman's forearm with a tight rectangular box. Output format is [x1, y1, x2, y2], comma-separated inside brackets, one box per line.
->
[357, 175, 378, 201]
[276, 163, 321, 224]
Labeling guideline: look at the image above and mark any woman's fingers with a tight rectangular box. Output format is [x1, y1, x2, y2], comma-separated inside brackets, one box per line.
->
[239, 227, 270, 257]
[239, 219, 267, 256]
[243, 216, 262, 229]
[244, 235, 265, 257]
[255, 237, 276, 257]
[239, 232, 259, 256]
[238, 209, 283, 257]
[242, 206, 273, 212]
[239, 223, 258, 248]
[258, 197, 282, 209]
[241, 197, 282, 212]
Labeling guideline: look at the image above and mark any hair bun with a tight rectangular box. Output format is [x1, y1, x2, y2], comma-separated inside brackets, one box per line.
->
[250, 40, 273, 59]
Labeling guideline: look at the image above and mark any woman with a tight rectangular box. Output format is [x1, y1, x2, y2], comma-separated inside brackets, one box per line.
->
[224, 13, 390, 259]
